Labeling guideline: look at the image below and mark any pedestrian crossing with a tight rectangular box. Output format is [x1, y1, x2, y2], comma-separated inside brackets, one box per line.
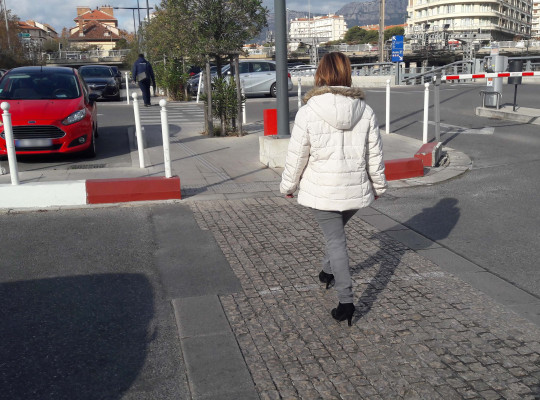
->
[136, 101, 205, 125]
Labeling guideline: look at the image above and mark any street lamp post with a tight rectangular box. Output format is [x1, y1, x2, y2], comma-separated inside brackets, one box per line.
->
[275, 0, 290, 137]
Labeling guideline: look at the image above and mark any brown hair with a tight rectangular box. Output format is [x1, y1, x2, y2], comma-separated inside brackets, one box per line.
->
[314, 52, 352, 87]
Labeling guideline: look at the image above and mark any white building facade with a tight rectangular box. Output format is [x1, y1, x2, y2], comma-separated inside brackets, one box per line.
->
[405, 0, 533, 40]
[289, 14, 347, 43]
[533, 0, 540, 38]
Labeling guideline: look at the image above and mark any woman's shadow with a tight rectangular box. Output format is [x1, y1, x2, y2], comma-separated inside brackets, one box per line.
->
[350, 198, 460, 324]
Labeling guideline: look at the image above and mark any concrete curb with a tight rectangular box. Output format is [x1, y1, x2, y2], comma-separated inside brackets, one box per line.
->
[0, 176, 181, 209]
[476, 105, 540, 124]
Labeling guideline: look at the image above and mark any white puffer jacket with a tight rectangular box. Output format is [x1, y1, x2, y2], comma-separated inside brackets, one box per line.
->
[280, 86, 387, 211]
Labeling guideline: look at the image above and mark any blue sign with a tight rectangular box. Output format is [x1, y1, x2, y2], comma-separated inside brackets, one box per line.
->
[391, 35, 404, 62]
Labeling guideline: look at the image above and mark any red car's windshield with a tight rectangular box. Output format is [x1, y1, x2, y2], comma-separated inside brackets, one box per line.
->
[0, 71, 81, 100]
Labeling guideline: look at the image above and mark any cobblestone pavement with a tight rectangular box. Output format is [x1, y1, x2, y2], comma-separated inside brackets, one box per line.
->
[190, 198, 540, 400]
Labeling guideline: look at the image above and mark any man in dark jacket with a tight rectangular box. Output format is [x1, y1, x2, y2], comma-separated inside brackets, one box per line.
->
[132, 54, 156, 107]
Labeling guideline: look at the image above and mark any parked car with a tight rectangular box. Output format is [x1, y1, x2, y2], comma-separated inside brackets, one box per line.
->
[109, 65, 123, 88]
[79, 65, 121, 101]
[0, 66, 98, 157]
[287, 62, 305, 69]
[187, 66, 218, 95]
[189, 61, 293, 98]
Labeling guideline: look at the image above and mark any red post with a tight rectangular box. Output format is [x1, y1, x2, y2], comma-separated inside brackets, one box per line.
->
[263, 109, 278, 136]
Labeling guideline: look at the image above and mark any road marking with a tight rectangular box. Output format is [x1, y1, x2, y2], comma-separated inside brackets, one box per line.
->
[427, 121, 495, 135]
[136, 102, 205, 125]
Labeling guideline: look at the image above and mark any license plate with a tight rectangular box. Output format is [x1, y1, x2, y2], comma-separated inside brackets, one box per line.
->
[15, 139, 53, 148]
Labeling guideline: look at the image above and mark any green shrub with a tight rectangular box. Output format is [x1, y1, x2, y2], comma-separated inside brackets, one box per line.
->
[201, 76, 245, 136]
[154, 60, 190, 101]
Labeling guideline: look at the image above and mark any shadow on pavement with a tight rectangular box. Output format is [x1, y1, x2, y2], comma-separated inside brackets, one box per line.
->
[0, 273, 154, 399]
[352, 198, 460, 323]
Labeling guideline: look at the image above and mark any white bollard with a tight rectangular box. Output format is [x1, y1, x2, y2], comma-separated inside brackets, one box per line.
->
[297, 77, 302, 109]
[1, 102, 19, 185]
[196, 72, 203, 104]
[159, 99, 172, 178]
[241, 79, 246, 124]
[423, 82, 430, 144]
[125, 72, 130, 105]
[385, 79, 390, 134]
[132, 92, 145, 168]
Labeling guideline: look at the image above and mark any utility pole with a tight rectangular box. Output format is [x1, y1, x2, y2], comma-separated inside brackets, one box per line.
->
[378, 0, 385, 62]
[2, 0, 11, 51]
[113, 6, 153, 44]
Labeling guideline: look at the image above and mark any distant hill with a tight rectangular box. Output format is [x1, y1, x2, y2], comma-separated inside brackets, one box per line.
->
[336, 0, 408, 28]
[255, 2, 407, 43]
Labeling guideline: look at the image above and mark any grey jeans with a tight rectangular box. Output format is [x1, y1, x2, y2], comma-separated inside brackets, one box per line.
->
[312, 208, 358, 304]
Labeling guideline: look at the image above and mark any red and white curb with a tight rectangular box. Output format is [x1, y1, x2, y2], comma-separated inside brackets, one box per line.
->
[0, 176, 181, 209]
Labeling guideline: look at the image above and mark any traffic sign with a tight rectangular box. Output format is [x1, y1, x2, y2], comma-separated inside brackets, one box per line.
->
[18, 33, 31, 38]
[391, 35, 404, 62]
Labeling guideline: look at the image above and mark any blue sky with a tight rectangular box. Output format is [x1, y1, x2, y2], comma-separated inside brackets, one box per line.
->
[7, 0, 349, 33]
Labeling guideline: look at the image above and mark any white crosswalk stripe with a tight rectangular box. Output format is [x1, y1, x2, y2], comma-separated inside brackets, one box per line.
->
[137, 102, 205, 125]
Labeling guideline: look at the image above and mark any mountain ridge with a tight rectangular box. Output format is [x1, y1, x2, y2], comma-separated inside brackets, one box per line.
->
[258, 1, 407, 43]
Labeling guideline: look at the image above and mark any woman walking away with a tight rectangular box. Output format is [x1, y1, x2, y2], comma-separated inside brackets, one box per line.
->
[280, 52, 387, 326]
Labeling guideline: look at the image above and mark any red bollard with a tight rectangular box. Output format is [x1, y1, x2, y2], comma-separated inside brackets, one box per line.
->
[263, 109, 277, 136]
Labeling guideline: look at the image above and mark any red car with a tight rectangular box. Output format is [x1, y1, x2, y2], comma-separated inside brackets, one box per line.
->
[0, 66, 98, 157]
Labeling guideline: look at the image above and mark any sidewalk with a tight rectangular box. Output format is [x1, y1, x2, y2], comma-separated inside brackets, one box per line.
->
[0, 104, 472, 206]
[179, 197, 540, 399]
[1, 103, 539, 399]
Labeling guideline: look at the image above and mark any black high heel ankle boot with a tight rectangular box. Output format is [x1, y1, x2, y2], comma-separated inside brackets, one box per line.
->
[318, 270, 334, 289]
[331, 303, 355, 326]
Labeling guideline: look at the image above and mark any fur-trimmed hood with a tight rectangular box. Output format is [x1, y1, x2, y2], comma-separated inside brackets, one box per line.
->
[303, 86, 366, 130]
[303, 86, 365, 102]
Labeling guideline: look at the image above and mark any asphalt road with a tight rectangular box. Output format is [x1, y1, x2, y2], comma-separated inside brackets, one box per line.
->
[368, 83, 540, 299]
[0, 205, 192, 399]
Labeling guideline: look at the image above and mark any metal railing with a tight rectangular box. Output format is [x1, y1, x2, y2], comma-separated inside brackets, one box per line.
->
[400, 60, 474, 85]
[287, 55, 540, 85]
[289, 62, 396, 78]
[46, 49, 130, 61]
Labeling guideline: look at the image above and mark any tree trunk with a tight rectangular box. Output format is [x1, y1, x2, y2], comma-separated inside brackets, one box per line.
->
[234, 55, 243, 136]
[183, 57, 188, 100]
[205, 56, 213, 136]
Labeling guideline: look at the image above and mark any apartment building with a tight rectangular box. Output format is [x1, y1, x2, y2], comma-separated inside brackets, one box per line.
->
[533, 0, 540, 37]
[289, 14, 347, 43]
[68, 6, 121, 50]
[405, 0, 533, 41]
[17, 20, 58, 44]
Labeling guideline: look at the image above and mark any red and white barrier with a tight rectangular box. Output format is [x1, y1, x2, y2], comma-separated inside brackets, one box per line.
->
[442, 71, 540, 81]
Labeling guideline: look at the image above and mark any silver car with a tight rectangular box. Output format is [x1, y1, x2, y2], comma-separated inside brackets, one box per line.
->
[190, 61, 293, 98]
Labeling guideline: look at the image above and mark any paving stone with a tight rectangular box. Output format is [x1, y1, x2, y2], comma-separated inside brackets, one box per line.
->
[188, 198, 540, 399]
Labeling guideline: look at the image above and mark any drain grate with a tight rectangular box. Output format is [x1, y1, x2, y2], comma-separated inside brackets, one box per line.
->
[68, 164, 107, 170]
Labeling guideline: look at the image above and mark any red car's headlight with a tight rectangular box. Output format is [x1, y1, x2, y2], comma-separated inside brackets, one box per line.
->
[62, 109, 87, 125]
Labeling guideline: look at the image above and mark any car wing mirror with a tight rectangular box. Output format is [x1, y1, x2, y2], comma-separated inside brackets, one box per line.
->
[88, 93, 99, 104]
